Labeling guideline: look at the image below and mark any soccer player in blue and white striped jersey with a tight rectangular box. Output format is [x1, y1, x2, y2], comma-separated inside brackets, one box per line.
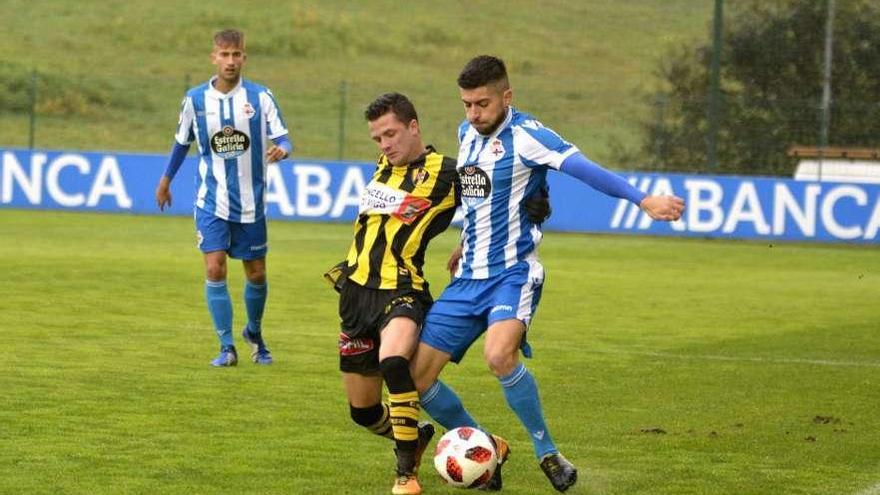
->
[155, 29, 292, 367]
[411, 55, 685, 492]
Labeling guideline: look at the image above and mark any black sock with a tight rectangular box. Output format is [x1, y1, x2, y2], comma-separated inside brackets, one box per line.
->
[350, 402, 393, 439]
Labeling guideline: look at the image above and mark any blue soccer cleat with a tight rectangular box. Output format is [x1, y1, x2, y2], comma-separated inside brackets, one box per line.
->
[211, 345, 238, 367]
[242, 327, 273, 365]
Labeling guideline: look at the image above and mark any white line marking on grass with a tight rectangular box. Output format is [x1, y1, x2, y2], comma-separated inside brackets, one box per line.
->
[856, 481, 880, 495]
[590, 349, 880, 368]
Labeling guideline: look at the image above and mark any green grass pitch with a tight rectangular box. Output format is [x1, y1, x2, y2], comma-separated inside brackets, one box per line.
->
[1, 209, 878, 494]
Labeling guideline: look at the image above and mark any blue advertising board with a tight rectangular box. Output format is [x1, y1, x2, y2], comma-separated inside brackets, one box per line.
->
[2, 148, 878, 243]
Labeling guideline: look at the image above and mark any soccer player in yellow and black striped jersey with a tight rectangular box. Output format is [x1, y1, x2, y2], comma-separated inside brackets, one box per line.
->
[327, 92, 550, 495]
[328, 92, 456, 495]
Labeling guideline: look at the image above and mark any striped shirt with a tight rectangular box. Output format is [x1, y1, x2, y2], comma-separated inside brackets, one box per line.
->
[174, 76, 288, 223]
[345, 147, 458, 291]
[456, 107, 578, 279]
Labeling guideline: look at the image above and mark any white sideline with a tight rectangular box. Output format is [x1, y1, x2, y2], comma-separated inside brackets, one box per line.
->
[589, 349, 880, 369]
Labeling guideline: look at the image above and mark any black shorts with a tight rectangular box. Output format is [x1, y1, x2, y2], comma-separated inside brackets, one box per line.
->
[337, 281, 432, 375]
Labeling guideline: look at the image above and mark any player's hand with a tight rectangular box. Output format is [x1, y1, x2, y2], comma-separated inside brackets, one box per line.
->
[447, 244, 463, 277]
[639, 195, 685, 221]
[155, 177, 172, 211]
[265, 145, 289, 164]
[523, 185, 551, 223]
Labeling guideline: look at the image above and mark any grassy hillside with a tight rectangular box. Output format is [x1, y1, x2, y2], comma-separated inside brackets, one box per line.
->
[1, 0, 713, 165]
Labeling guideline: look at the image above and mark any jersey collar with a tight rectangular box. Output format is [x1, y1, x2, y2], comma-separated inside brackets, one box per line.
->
[207, 76, 243, 99]
[409, 145, 437, 167]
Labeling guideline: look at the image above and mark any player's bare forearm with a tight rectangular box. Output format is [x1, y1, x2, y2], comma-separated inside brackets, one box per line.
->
[639, 195, 685, 221]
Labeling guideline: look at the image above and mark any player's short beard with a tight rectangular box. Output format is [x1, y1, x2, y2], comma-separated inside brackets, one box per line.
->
[478, 112, 505, 136]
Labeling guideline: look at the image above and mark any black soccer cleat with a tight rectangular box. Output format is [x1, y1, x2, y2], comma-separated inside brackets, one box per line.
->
[539, 453, 578, 492]
[480, 434, 510, 491]
[413, 422, 436, 472]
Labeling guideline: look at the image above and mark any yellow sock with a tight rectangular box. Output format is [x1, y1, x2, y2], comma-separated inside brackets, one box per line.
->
[389, 391, 420, 442]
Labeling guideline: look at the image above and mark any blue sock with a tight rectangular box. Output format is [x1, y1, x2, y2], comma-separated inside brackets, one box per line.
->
[244, 280, 267, 334]
[421, 380, 480, 430]
[500, 363, 557, 459]
[205, 280, 233, 348]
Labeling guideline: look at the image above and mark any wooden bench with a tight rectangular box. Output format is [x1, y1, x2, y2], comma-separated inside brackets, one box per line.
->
[787, 146, 880, 160]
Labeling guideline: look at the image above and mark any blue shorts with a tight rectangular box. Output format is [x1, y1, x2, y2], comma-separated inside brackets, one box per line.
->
[420, 260, 544, 363]
[195, 208, 268, 260]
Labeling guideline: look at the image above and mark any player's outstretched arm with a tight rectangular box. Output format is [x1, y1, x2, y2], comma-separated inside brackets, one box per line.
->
[640, 195, 685, 221]
[559, 152, 646, 204]
[559, 152, 684, 222]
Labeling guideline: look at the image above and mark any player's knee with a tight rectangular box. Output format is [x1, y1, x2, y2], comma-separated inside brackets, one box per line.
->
[484, 348, 517, 377]
[205, 259, 227, 280]
[350, 403, 383, 428]
[414, 373, 434, 394]
[379, 356, 415, 394]
[245, 265, 266, 284]
[205, 265, 226, 281]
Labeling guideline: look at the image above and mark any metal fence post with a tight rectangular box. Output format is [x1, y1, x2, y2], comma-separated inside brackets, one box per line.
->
[707, 0, 724, 172]
[654, 94, 668, 169]
[818, 0, 836, 182]
[28, 70, 37, 150]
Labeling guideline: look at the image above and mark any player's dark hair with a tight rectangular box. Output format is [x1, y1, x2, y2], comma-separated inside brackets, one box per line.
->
[457, 55, 509, 90]
[364, 92, 418, 124]
[214, 29, 245, 48]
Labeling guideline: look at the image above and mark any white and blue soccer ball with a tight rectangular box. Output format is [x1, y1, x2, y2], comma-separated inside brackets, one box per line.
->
[433, 427, 498, 489]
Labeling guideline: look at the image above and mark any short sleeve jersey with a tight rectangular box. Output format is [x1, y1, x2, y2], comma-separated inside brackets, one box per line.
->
[345, 147, 459, 291]
[456, 107, 578, 279]
[174, 76, 289, 223]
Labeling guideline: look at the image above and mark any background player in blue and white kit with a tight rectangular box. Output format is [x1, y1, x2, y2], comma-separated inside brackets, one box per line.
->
[155, 29, 292, 367]
[410, 55, 685, 492]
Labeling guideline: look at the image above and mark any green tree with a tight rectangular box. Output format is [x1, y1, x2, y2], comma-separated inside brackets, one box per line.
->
[639, 0, 880, 176]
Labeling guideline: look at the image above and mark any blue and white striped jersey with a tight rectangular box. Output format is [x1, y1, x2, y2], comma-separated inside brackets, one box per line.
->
[456, 107, 578, 279]
[174, 76, 288, 223]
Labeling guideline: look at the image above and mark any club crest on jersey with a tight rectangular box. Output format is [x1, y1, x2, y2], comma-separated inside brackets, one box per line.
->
[242, 102, 256, 119]
[411, 167, 430, 186]
[211, 125, 250, 159]
[459, 166, 491, 206]
[490, 138, 505, 158]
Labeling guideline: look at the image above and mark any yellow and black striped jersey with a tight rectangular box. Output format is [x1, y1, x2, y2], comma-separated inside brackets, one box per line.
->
[344, 146, 458, 291]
